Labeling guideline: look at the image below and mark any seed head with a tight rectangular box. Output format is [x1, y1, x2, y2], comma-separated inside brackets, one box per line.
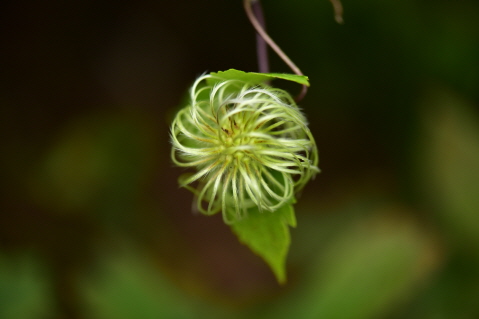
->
[171, 74, 319, 223]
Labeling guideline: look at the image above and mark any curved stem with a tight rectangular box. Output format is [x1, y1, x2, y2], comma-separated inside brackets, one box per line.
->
[329, 0, 344, 24]
[244, 0, 303, 76]
[244, 0, 343, 102]
[244, 0, 307, 102]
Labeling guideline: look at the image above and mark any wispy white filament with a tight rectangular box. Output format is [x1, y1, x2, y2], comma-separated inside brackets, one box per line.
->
[171, 74, 319, 223]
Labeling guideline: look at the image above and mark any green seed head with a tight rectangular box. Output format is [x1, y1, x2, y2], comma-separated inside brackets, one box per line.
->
[171, 74, 319, 223]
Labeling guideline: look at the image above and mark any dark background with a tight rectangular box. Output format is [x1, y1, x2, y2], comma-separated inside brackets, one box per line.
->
[1, 0, 479, 318]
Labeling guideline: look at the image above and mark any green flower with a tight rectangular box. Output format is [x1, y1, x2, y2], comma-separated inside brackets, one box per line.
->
[171, 73, 319, 223]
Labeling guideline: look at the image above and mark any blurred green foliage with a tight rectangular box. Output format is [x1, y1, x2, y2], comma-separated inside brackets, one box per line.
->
[1, 0, 478, 318]
[0, 253, 55, 319]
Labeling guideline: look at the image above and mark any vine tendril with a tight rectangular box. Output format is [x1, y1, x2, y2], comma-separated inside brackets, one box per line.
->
[243, 0, 344, 102]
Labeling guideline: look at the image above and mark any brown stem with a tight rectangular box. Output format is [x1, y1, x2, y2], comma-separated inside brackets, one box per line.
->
[252, 0, 269, 74]
[243, 0, 307, 102]
[243, 0, 343, 101]
[244, 0, 303, 76]
[328, 0, 344, 24]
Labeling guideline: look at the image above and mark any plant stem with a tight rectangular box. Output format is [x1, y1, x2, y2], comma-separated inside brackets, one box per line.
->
[329, 0, 344, 24]
[252, 0, 269, 74]
[243, 0, 308, 102]
[243, 0, 304, 77]
[244, 0, 343, 101]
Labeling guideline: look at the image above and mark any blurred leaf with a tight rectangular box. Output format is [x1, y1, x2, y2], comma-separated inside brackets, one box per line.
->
[79, 245, 227, 319]
[408, 87, 479, 319]
[417, 88, 479, 251]
[0, 253, 54, 319]
[30, 111, 156, 218]
[262, 206, 439, 319]
[305, 216, 435, 319]
[391, 256, 479, 319]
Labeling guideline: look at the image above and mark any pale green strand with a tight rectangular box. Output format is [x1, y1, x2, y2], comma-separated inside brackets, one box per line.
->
[171, 75, 319, 222]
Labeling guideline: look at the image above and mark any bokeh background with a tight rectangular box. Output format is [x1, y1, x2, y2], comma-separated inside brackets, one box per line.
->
[1, 0, 479, 318]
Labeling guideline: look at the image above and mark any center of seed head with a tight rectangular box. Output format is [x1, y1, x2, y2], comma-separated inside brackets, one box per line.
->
[219, 114, 257, 160]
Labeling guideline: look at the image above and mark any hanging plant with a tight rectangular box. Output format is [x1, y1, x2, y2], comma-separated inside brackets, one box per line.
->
[170, 0, 343, 283]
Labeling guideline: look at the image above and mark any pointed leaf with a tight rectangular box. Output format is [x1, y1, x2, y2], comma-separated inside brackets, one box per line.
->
[259, 72, 310, 87]
[230, 203, 296, 284]
[209, 69, 309, 87]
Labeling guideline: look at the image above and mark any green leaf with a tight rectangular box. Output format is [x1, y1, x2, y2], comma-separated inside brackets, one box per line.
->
[230, 203, 296, 284]
[209, 69, 309, 87]
[258, 72, 310, 87]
